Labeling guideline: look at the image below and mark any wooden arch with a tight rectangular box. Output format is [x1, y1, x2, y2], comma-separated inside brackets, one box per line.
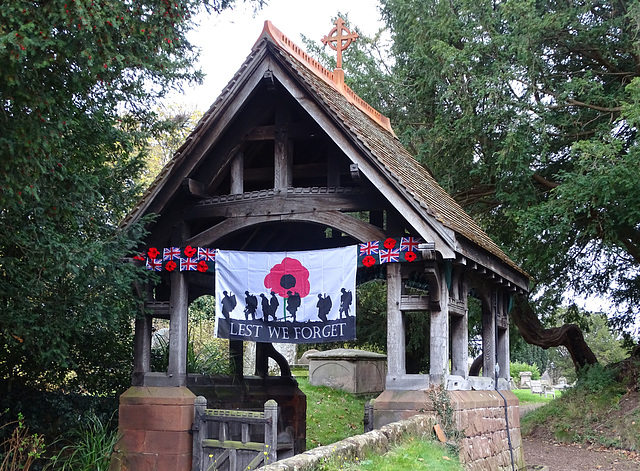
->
[186, 211, 387, 248]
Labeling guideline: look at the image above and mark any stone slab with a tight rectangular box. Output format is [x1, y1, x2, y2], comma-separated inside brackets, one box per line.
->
[308, 349, 386, 394]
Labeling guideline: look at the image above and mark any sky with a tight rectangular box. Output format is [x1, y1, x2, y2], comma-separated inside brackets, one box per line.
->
[170, 0, 385, 110]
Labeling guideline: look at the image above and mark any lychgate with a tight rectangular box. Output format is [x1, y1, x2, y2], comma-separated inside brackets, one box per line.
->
[111, 19, 530, 471]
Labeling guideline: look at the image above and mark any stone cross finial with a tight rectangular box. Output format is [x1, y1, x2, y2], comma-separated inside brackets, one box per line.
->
[321, 18, 358, 69]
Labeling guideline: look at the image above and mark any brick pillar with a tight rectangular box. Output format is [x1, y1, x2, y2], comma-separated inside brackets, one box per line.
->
[109, 387, 195, 471]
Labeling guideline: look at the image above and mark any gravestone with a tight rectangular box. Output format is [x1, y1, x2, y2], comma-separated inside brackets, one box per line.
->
[297, 349, 319, 366]
[519, 371, 532, 389]
[308, 349, 387, 394]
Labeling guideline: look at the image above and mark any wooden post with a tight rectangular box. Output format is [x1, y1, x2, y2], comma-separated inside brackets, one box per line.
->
[230, 151, 244, 195]
[429, 266, 449, 381]
[482, 290, 496, 382]
[386, 263, 405, 376]
[497, 291, 510, 382]
[132, 314, 152, 385]
[168, 270, 188, 386]
[274, 106, 292, 190]
[264, 400, 278, 465]
[450, 272, 468, 378]
[327, 145, 340, 187]
[192, 396, 207, 471]
[450, 313, 468, 378]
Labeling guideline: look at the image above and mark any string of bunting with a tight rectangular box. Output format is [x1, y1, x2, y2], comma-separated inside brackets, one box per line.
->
[133, 236, 424, 273]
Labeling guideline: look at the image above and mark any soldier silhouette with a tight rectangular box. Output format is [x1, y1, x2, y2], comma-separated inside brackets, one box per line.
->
[259, 293, 270, 321]
[221, 291, 237, 319]
[269, 291, 279, 321]
[339, 288, 353, 318]
[244, 291, 258, 320]
[316, 293, 332, 322]
[286, 290, 301, 322]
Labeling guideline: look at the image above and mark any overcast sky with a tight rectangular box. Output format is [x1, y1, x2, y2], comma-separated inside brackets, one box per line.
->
[170, 0, 384, 109]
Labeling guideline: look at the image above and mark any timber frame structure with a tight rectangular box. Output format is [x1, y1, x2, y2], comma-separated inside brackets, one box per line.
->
[122, 20, 529, 393]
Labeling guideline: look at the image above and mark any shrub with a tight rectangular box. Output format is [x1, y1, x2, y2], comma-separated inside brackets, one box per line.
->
[45, 413, 118, 471]
[510, 361, 541, 383]
[574, 363, 619, 393]
[0, 413, 45, 471]
[151, 331, 230, 375]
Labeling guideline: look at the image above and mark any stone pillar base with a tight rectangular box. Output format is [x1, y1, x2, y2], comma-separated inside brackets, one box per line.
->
[372, 389, 526, 470]
[109, 387, 195, 471]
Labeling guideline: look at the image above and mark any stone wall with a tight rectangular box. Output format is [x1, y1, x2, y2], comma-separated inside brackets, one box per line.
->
[371, 389, 526, 470]
[264, 389, 525, 470]
[450, 390, 525, 470]
[261, 414, 436, 471]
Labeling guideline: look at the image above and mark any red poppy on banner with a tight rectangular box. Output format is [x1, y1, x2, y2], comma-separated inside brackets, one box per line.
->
[165, 260, 177, 272]
[383, 238, 397, 249]
[264, 257, 311, 298]
[405, 251, 417, 262]
[362, 255, 376, 267]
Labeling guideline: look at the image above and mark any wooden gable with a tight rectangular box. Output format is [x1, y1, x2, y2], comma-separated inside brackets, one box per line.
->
[124, 21, 528, 294]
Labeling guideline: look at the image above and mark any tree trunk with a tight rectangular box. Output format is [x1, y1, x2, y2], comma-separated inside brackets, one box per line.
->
[511, 296, 598, 371]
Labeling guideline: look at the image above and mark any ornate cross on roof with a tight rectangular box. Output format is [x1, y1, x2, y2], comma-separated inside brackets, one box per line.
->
[321, 18, 359, 69]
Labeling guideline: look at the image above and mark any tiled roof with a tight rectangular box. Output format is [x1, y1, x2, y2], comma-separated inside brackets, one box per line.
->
[258, 25, 522, 274]
[122, 21, 525, 277]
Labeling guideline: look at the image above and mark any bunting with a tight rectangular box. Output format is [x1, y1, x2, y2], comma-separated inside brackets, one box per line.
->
[135, 237, 424, 273]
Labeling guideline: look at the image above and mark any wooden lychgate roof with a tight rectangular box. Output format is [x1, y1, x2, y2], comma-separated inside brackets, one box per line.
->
[122, 21, 528, 292]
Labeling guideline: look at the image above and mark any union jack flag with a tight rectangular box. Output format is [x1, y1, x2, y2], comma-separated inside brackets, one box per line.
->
[198, 247, 216, 262]
[180, 257, 198, 271]
[163, 247, 181, 261]
[379, 248, 400, 264]
[400, 237, 421, 252]
[146, 258, 163, 271]
[359, 240, 379, 256]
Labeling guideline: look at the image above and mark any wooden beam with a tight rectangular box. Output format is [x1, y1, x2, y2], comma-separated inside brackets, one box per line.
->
[182, 178, 208, 198]
[243, 163, 328, 182]
[185, 188, 386, 220]
[245, 124, 275, 141]
[274, 103, 292, 189]
[245, 122, 321, 141]
[400, 294, 431, 311]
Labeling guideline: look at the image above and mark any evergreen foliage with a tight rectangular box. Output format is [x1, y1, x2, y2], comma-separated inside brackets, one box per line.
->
[0, 0, 258, 399]
[342, 0, 640, 332]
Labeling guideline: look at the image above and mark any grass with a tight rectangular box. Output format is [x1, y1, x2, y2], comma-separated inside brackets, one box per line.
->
[520, 362, 640, 451]
[317, 436, 463, 471]
[512, 387, 561, 405]
[293, 372, 463, 470]
[295, 376, 374, 449]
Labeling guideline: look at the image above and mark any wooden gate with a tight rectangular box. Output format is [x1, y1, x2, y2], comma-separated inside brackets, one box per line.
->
[191, 397, 285, 471]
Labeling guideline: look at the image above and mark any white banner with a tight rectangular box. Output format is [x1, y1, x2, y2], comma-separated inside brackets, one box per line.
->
[214, 246, 357, 343]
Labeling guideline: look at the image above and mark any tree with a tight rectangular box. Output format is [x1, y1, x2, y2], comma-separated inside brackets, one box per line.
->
[139, 103, 204, 187]
[0, 0, 260, 398]
[342, 0, 640, 366]
[548, 310, 628, 383]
